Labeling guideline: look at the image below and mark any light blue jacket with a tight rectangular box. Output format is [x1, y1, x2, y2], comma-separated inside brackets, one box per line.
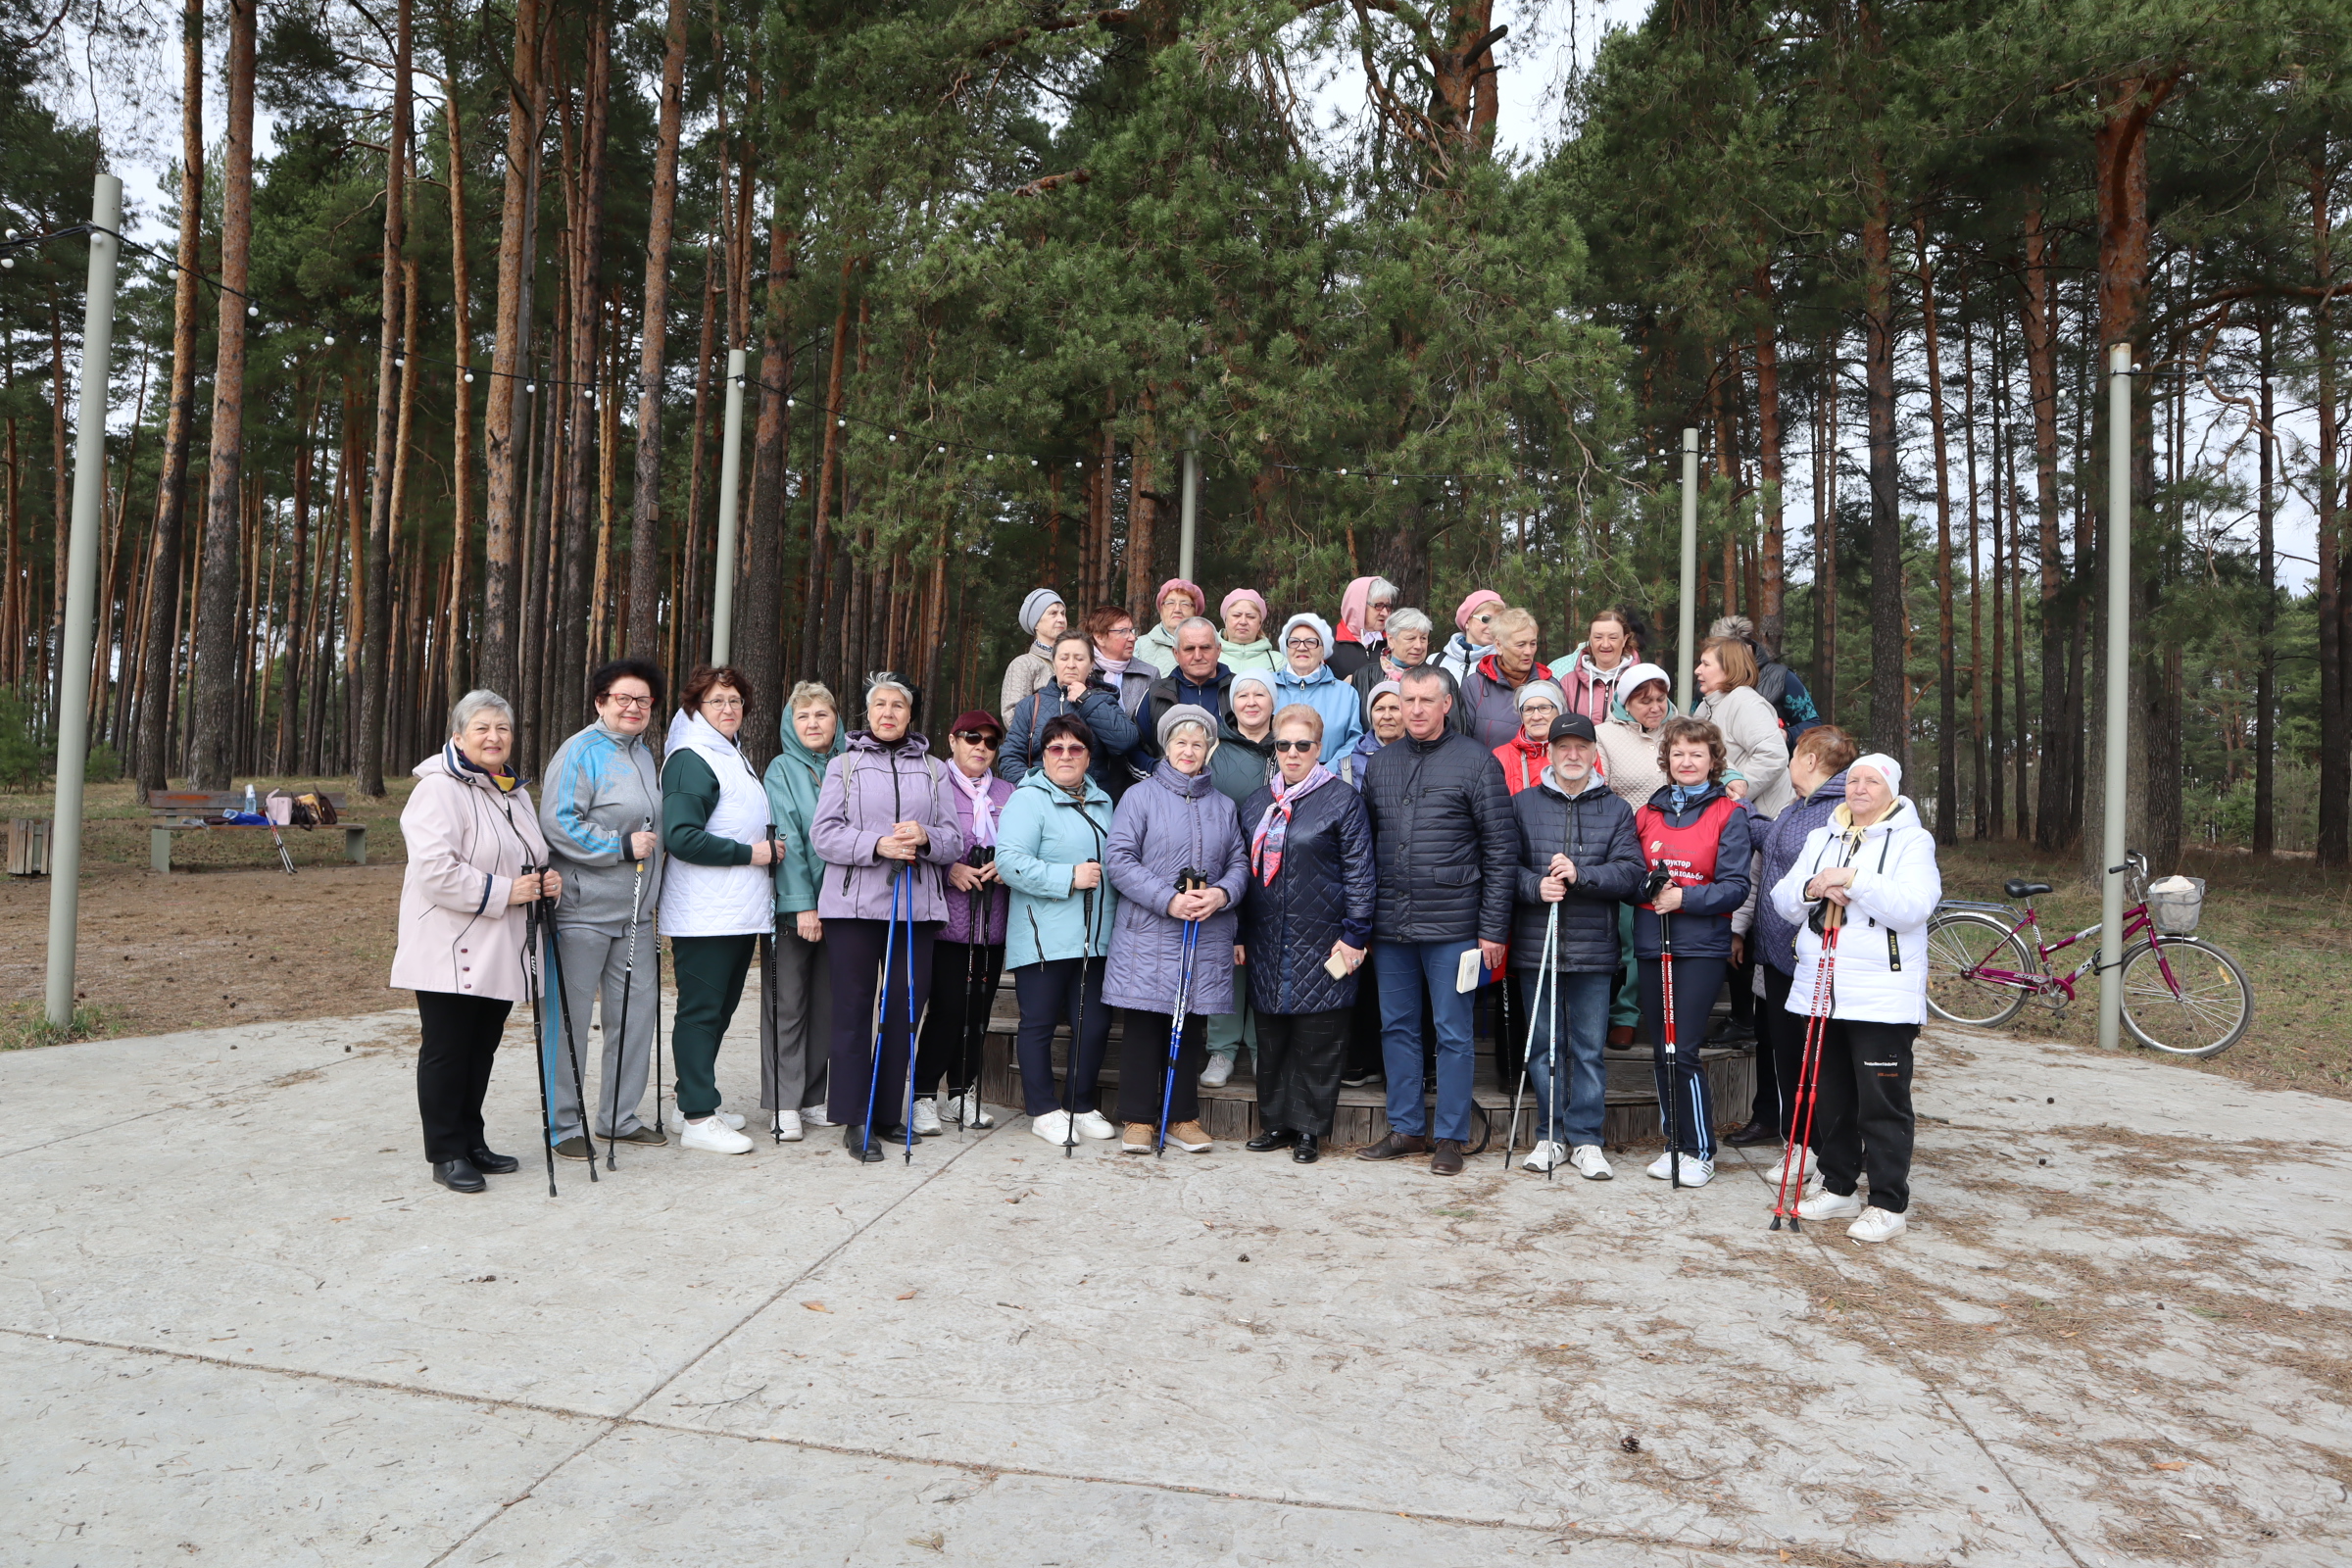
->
[1271, 662, 1366, 767]
[996, 770, 1118, 968]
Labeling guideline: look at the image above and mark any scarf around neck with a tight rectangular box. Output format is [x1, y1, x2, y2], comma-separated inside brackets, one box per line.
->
[1250, 763, 1337, 885]
[953, 765, 1000, 848]
[1668, 782, 1712, 814]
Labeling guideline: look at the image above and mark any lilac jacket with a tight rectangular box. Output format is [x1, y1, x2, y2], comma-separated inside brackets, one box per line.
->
[940, 769, 1015, 946]
[810, 732, 966, 923]
[1102, 760, 1249, 1015]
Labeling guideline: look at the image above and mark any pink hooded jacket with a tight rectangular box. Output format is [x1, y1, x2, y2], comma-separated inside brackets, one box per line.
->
[389, 744, 551, 1003]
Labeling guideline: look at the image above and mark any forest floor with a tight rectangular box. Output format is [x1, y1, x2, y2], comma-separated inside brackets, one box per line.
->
[3, 781, 2347, 1101]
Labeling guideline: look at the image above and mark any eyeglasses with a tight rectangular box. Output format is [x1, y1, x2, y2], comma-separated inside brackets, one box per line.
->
[602, 693, 654, 710]
[700, 696, 744, 710]
[1043, 742, 1090, 758]
[1272, 739, 1318, 753]
[953, 731, 1001, 748]
[1286, 639, 1322, 651]
[1105, 625, 1136, 638]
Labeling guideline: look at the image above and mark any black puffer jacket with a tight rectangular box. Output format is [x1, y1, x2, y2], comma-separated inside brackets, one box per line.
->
[1360, 729, 1516, 944]
[1509, 769, 1646, 973]
[1238, 777, 1375, 1015]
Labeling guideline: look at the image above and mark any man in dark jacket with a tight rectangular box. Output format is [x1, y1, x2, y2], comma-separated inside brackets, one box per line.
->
[1145, 617, 1234, 747]
[1355, 665, 1517, 1176]
[1508, 713, 1646, 1179]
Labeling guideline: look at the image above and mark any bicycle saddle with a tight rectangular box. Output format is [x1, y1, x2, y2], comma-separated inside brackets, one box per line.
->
[2003, 879, 2053, 899]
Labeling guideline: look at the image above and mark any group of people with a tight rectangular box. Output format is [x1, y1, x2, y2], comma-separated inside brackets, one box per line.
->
[390, 572, 1935, 1244]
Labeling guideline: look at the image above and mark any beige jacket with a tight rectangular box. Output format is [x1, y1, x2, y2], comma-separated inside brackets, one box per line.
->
[389, 746, 551, 1003]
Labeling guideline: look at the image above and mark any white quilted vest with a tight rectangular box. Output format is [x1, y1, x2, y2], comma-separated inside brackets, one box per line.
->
[661, 710, 774, 937]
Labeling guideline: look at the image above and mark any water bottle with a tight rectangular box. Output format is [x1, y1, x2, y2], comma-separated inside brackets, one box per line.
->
[243, 783, 257, 815]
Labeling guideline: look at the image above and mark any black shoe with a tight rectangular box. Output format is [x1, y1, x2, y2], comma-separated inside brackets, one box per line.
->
[1709, 1019, 1757, 1048]
[612, 1125, 666, 1146]
[1246, 1127, 1298, 1152]
[467, 1147, 520, 1174]
[843, 1124, 886, 1162]
[1340, 1069, 1379, 1087]
[1723, 1117, 1777, 1148]
[1430, 1138, 1465, 1176]
[432, 1157, 486, 1193]
[1292, 1134, 1321, 1164]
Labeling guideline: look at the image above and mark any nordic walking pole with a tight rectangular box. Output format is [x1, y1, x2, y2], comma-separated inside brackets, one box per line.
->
[523, 880, 559, 1197]
[761, 823, 782, 1143]
[1064, 884, 1093, 1158]
[958, 869, 984, 1133]
[1501, 903, 1555, 1168]
[1653, 861, 1682, 1191]
[652, 936, 667, 1137]
[902, 865, 923, 1164]
[1774, 906, 1843, 1231]
[610, 817, 651, 1170]
[1158, 906, 1202, 1156]
[861, 867, 903, 1160]
[544, 881, 601, 1183]
[1545, 901, 1563, 1183]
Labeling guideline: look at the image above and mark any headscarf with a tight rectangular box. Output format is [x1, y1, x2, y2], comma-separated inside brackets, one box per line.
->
[1250, 761, 1338, 885]
[1019, 588, 1064, 637]
[1337, 576, 1395, 648]
[1454, 588, 1504, 632]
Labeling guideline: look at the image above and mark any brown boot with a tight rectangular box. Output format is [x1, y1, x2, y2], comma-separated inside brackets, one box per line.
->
[1430, 1138, 1465, 1176]
[1357, 1130, 1432, 1161]
[1607, 1025, 1638, 1048]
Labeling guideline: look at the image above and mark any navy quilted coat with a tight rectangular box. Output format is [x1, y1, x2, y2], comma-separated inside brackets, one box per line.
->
[1507, 769, 1647, 973]
[1236, 778, 1376, 1015]
[1359, 730, 1517, 944]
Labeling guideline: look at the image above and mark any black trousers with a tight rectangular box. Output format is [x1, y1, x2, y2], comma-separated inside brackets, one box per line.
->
[1118, 1009, 1208, 1127]
[825, 917, 938, 1132]
[1808, 1018, 1918, 1212]
[1255, 1007, 1349, 1138]
[1639, 955, 1727, 1158]
[1753, 964, 1792, 1127]
[916, 939, 1002, 1100]
[1345, 955, 1385, 1080]
[416, 990, 514, 1162]
[1012, 957, 1111, 1117]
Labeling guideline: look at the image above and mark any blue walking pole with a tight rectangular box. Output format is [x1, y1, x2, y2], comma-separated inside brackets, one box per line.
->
[1157, 918, 1201, 1156]
[860, 867, 904, 1161]
[899, 865, 921, 1164]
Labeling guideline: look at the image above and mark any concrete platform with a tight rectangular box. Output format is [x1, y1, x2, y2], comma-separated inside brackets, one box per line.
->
[2, 992, 2346, 1566]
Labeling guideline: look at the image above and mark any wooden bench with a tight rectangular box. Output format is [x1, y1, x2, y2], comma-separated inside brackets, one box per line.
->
[144, 790, 368, 874]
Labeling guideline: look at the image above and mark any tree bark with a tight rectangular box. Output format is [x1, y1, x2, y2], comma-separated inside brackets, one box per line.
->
[355, 0, 411, 796]
[2019, 194, 2066, 850]
[556, 9, 612, 742]
[189, 0, 257, 791]
[478, 0, 540, 702]
[1752, 265, 1785, 653]
[800, 264, 853, 679]
[624, 0, 691, 661]
[2254, 318, 2277, 857]
[2316, 160, 2346, 867]
[739, 196, 795, 772]
[1859, 165, 1905, 763]
[1915, 220, 1957, 844]
[441, 74, 474, 702]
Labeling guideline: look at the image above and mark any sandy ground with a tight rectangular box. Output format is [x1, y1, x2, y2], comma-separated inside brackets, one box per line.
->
[0, 998, 2344, 1566]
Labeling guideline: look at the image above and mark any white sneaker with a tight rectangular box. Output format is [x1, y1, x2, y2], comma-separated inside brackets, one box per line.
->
[1569, 1145, 1614, 1181]
[1071, 1109, 1117, 1141]
[680, 1116, 754, 1154]
[711, 1110, 747, 1131]
[1030, 1110, 1075, 1147]
[1199, 1055, 1235, 1088]
[1522, 1140, 1567, 1173]
[942, 1093, 997, 1129]
[771, 1108, 805, 1143]
[799, 1102, 836, 1129]
[1847, 1205, 1907, 1244]
[1771, 1145, 1818, 1185]
[910, 1098, 944, 1137]
[1796, 1187, 1865, 1221]
[1645, 1151, 1714, 1184]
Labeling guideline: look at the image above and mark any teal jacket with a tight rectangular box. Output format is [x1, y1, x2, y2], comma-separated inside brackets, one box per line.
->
[996, 770, 1118, 968]
[761, 711, 845, 914]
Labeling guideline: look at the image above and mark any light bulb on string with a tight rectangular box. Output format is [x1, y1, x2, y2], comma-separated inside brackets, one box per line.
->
[464, 370, 475, 384]
[322, 332, 335, 346]
[246, 303, 258, 318]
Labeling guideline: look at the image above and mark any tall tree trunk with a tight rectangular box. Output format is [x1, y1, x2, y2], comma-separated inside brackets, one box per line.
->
[800, 265, 854, 678]
[1962, 312, 1984, 839]
[1859, 175, 1904, 762]
[625, 0, 690, 660]
[478, 0, 540, 701]
[2317, 160, 2347, 868]
[681, 234, 718, 672]
[1915, 220, 1957, 844]
[1125, 388, 1159, 624]
[441, 74, 474, 701]
[739, 197, 795, 771]
[2020, 194, 2068, 851]
[557, 10, 612, 744]
[2254, 318, 2277, 857]
[1815, 339, 1838, 722]
[136, 0, 205, 793]
[1752, 265, 1785, 652]
[277, 392, 315, 771]
[355, 0, 412, 796]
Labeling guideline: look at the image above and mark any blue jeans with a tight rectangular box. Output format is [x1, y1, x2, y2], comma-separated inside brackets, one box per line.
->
[1376, 938, 1479, 1142]
[1512, 968, 1614, 1147]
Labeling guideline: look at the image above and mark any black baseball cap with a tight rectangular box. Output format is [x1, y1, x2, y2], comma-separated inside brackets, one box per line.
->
[1546, 713, 1598, 745]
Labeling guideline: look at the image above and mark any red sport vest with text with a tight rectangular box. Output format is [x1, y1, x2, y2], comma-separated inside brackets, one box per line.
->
[1634, 795, 1741, 914]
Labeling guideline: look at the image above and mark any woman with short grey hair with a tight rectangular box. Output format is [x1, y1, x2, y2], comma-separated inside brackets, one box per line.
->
[391, 689, 561, 1194]
[1350, 606, 1451, 716]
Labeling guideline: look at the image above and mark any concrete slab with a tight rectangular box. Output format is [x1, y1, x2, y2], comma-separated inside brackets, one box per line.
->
[2, 1005, 2345, 1565]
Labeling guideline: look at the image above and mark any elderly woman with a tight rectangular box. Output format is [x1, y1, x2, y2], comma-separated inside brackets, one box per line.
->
[759, 679, 846, 1142]
[1135, 577, 1205, 676]
[1329, 575, 1397, 681]
[1595, 661, 1677, 1047]
[1104, 705, 1249, 1153]
[1001, 589, 1068, 721]
[1435, 588, 1503, 687]
[996, 713, 1121, 1146]
[1269, 612, 1365, 766]
[392, 690, 561, 1194]
[1086, 604, 1154, 778]
[1238, 704, 1375, 1162]
[1219, 588, 1277, 672]
[1494, 678, 1565, 795]
[912, 710, 1016, 1134]
[812, 673, 965, 1160]
[1348, 680, 1402, 785]
[1769, 753, 1939, 1244]
[1456, 606, 1551, 750]
[1200, 669, 1278, 1089]
[1695, 635, 1793, 819]
[1631, 716, 1754, 1189]
[662, 664, 778, 1156]
[1554, 608, 1646, 726]
[999, 631, 1139, 799]
[1350, 606, 1449, 714]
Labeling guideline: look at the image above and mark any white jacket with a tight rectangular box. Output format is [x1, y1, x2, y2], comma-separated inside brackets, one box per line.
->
[1770, 797, 1941, 1024]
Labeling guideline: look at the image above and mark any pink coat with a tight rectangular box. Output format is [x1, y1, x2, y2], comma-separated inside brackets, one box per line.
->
[389, 746, 552, 1003]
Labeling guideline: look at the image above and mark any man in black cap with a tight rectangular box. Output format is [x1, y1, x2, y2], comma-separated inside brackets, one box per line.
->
[1504, 711, 1647, 1178]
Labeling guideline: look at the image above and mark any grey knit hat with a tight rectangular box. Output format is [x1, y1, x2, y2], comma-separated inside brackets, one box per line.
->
[1156, 703, 1218, 751]
[1019, 588, 1065, 637]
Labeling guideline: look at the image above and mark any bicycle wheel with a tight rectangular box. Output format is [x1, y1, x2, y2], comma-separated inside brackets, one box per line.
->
[1925, 911, 2034, 1027]
[2120, 938, 2254, 1058]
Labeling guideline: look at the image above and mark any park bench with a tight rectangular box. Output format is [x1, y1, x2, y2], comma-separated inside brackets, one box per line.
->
[143, 789, 368, 874]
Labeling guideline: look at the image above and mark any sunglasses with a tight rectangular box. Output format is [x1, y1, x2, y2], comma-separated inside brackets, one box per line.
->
[953, 731, 1001, 748]
[1272, 739, 1318, 753]
[1043, 742, 1090, 758]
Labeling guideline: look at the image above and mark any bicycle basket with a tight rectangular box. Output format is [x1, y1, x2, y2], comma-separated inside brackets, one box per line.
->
[2146, 874, 2205, 936]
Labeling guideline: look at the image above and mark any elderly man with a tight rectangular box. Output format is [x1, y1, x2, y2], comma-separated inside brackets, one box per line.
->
[1146, 615, 1234, 744]
[1355, 665, 1516, 1177]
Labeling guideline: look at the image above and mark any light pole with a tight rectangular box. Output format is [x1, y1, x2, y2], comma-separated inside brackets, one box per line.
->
[1677, 427, 1699, 710]
[2096, 342, 2133, 1053]
[710, 345, 746, 663]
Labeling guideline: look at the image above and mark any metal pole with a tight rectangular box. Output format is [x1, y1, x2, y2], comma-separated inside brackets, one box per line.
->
[2096, 342, 2132, 1053]
[44, 174, 123, 1029]
[1178, 430, 1200, 585]
[1677, 427, 1699, 710]
[710, 345, 747, 663]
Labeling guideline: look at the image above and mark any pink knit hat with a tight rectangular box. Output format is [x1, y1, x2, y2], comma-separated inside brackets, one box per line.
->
[1454, 588, 1504, 631]
[1155, 578, 1204, 614]
[1220, 587, 1266, 620]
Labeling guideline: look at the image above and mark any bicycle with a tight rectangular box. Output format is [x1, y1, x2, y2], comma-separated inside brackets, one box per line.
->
[1924, 851, 2254, 1059]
